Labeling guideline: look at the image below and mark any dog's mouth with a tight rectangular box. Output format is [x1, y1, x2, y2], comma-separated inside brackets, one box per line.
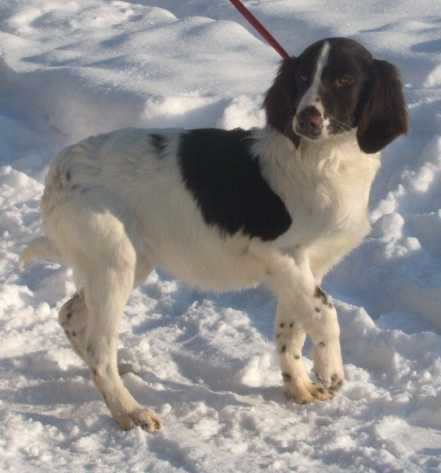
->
[294, 125, 323, 140]
[294, 115, 354, 141]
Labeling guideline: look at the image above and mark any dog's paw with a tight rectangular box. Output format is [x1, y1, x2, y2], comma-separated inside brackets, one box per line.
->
[117, 408, 161, 432]
[328, 373, 344, 392]
[283, 374, 334, 404]
[312, 340, 344, 392]
[314, 371, 344, 393]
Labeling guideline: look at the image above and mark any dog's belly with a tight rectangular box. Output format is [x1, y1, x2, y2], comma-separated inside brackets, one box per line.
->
[149, 231, 268, 292]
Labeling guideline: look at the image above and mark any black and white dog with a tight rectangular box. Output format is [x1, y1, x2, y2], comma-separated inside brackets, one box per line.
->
[21, 37, 407, 431]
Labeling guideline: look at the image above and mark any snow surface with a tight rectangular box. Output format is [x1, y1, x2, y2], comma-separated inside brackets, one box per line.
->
[1, 1, 441, 472]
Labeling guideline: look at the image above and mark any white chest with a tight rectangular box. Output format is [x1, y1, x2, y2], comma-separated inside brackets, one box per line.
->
[258, 133, 380, 250]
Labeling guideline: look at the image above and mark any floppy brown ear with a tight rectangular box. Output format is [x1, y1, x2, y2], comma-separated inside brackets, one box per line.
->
[263, 57, 300, 146]
[357, 59, 408, 154]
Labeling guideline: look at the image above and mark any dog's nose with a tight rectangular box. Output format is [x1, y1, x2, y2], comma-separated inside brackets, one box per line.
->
[296, 106, 323, 138]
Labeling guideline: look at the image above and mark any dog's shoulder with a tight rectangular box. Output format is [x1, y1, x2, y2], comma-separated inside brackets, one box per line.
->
[177, 128, 292, 241]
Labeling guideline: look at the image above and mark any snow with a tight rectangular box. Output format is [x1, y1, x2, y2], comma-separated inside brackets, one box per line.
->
[1, 0, 441, 471]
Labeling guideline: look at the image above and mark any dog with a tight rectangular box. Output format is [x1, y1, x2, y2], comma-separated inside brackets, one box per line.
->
[21, 37, 407, 431]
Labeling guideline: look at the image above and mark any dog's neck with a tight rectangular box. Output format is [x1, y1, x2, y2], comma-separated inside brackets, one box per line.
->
[254, 126, 380, 184]
[253, 126, 381, 248]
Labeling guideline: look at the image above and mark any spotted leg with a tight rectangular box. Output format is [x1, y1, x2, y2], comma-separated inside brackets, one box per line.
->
[59, 291, 87, 360]
[58, 291, 137, 377]
[82, 250, 161, 432]
[275, 302, 333, 403]
[304, 287, 344, 392]
[52, 199, 161, 432]
[250, 242, 345, 402]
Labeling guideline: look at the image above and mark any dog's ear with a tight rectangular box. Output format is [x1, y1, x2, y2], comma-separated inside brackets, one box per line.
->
[356, 59, 408, 154]
[263, 57, 300, 146]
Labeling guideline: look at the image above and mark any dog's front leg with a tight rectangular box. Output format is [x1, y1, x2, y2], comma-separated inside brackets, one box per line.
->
[304, 287, 344, 392]
[275, 301, 333, 403]
[290, 257, 344, 393]
[252, 244, 343, 401]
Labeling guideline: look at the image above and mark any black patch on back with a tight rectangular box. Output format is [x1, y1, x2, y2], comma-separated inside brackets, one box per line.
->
[178, 128, 292, 240]
[150, 134, 167, 157]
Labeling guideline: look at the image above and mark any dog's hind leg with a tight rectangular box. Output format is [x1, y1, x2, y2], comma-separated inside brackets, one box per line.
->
[59, 290, 133, 375]
[81, 251, 160, 432]
[49, 199, 160, 431]
[59, 291, 88, 361]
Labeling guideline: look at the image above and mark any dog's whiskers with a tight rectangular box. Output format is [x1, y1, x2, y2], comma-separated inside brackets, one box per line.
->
[330, 117, 353, 131]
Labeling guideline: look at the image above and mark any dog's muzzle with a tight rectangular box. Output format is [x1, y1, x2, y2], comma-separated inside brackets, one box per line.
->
[295, 106, 323, 139]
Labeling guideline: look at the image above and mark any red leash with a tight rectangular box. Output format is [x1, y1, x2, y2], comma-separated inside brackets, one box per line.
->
[229, 0, 290, 59]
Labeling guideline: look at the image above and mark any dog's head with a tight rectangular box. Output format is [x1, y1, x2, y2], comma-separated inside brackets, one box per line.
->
[264, 37, 408, 153]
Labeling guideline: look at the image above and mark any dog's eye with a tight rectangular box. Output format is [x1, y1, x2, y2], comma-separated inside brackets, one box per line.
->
[334, 75, 355, 88]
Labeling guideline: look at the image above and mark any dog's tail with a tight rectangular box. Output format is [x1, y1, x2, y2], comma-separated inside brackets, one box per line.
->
[19, 236, 63, 270]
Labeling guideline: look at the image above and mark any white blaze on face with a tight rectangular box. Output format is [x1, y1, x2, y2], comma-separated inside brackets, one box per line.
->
[294, 41, 331, 138]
